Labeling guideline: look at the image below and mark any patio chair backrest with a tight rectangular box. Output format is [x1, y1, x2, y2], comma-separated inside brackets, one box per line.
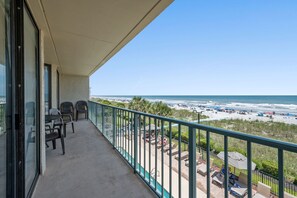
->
[60, 102, 74, 114]
[76, 100, 88, 111]
[238, 172, 248, 185]
[49, 108, 61, 116]
[257, 182, 271, 198]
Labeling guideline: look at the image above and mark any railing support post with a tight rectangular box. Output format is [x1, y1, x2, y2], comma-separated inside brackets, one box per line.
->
[134, 113, 138, 173]
[112, 108, 116, 149]
[247, 141, 252, 198]
[224, 135, 229, 198]
[189, 127, 196, 198]
[102, 105, 105, 135]
[278, 149, 284, 198]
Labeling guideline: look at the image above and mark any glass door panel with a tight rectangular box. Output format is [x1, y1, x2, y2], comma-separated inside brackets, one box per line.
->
[0, 0, 10, 196]
[24, 6, 39, 196]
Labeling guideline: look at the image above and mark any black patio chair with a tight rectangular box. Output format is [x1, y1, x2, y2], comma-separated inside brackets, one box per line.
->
[60, 102, 74, 119]
[75, 100, 88, 121]
[45, 122, 65, 155]
[59, 102, 75, 136]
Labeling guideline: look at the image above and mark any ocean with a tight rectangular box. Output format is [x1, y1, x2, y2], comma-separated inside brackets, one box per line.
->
[93, 95, 297, 114]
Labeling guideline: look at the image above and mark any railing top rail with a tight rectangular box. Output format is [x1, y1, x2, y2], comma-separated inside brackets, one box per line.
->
[88, 100, 297, 152]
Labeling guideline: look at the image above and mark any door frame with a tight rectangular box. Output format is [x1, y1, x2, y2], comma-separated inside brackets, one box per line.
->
[14, 0, 41, 197]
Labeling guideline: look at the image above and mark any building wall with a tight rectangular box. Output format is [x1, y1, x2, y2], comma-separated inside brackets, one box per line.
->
[60, 74, 89, 107]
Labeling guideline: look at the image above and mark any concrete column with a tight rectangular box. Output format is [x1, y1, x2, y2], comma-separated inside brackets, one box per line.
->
[39, 30, 46, 175]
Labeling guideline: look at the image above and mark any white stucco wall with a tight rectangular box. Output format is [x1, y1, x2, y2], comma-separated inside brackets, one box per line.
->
[60, 74, 89, 106]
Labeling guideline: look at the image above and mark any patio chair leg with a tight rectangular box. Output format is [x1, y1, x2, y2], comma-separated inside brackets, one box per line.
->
[61, 135, 65, 155]
[63, 124, 66, 137]
[52, 140, 56, 149]
[72, 122, 75, 133]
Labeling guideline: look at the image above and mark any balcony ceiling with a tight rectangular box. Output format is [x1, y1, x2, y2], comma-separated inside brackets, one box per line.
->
[27, 0, 173, 76]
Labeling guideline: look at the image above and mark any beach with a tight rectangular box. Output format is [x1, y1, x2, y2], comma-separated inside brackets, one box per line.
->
[92, 96, 297, 125]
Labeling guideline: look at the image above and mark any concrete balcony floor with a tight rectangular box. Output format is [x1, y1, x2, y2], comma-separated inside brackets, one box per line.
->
[33, 120, 155, 198]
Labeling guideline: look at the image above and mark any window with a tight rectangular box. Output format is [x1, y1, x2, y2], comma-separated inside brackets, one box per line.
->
[44, 64, 51, 114]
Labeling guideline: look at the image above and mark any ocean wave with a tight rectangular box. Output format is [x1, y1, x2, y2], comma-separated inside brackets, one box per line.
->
[92, 96, 297, 114]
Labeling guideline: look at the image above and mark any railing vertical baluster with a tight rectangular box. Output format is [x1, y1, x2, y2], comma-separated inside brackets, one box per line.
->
[134, 113, 138, 173]
[161, 120, 164, 198]
[224, 135, 229, 198]
[131, 112, 133, 165]
[189, 127, 196, 198]
[139, 115, 142, 176]
[169, 122, 172, 198]
[119, 110, 121, 152]
[121, 110, 124, 154]
[278, 149, 284, 198]
[123, 111, 125, 156]
[144, 116, 146, 179]
[149, 118, 151, 186]
[128, 112, 130, 163]
[178, 124, 181, 198]
[154, 119, 157, 191]
[206, 131, 210, 198]
[117, 110, 121, 150]
[247, 141, 252, 198]
[112, 108, 116, 148]
[102, 106, 105, 135]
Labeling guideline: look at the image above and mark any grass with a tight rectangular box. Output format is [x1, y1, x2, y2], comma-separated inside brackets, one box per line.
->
[201, 119, 297, 179]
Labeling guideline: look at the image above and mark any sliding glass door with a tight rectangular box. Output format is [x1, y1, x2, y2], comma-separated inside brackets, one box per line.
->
[24, 5, 39, 196]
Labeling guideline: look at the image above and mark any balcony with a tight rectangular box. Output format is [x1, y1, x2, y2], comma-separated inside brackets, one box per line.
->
[87, 101, 297, 198]
[33, 120, 155, 198]
[32, 101, 297, 198]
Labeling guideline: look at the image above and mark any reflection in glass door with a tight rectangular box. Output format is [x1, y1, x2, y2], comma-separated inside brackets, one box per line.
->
[44, 64, 51, 115]
[0, 0, 11, 196]
[24, 6, 39, 196]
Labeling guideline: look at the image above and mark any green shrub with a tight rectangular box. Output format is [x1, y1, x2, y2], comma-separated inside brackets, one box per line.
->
[261, 161, 278, 177]
[199, 138, 214, 150]
[228, 147, 247, 156]
[181, 132, 189, 142]
[212, 144, 224, 154]
[294, 178, 297, 185]
[252, 159, 262, 170]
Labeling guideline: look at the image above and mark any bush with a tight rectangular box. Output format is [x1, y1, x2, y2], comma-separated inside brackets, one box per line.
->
[228, 147, 247, 156]
[199, 138, 214, 150]
[294, 178, 297, 185]
[181, 132, 189, 142]
[252, 159, 262, 170]
[261, 161, 278, 177]
[212, 144, 224, 154]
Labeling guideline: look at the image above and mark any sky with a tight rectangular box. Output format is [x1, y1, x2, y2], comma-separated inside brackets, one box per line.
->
[90, 0, 297, 96]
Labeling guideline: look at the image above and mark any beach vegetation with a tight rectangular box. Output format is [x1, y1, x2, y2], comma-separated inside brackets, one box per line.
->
[202, 119, 297, 179]
[261, 161, 278, 177]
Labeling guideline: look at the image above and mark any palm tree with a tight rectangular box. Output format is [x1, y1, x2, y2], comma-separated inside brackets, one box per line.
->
[128, 97, 150, 113]
[150, 101, 172, 126]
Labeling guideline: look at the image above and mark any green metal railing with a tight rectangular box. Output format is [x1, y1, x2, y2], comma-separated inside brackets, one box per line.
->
[88, 101, 297, 198]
